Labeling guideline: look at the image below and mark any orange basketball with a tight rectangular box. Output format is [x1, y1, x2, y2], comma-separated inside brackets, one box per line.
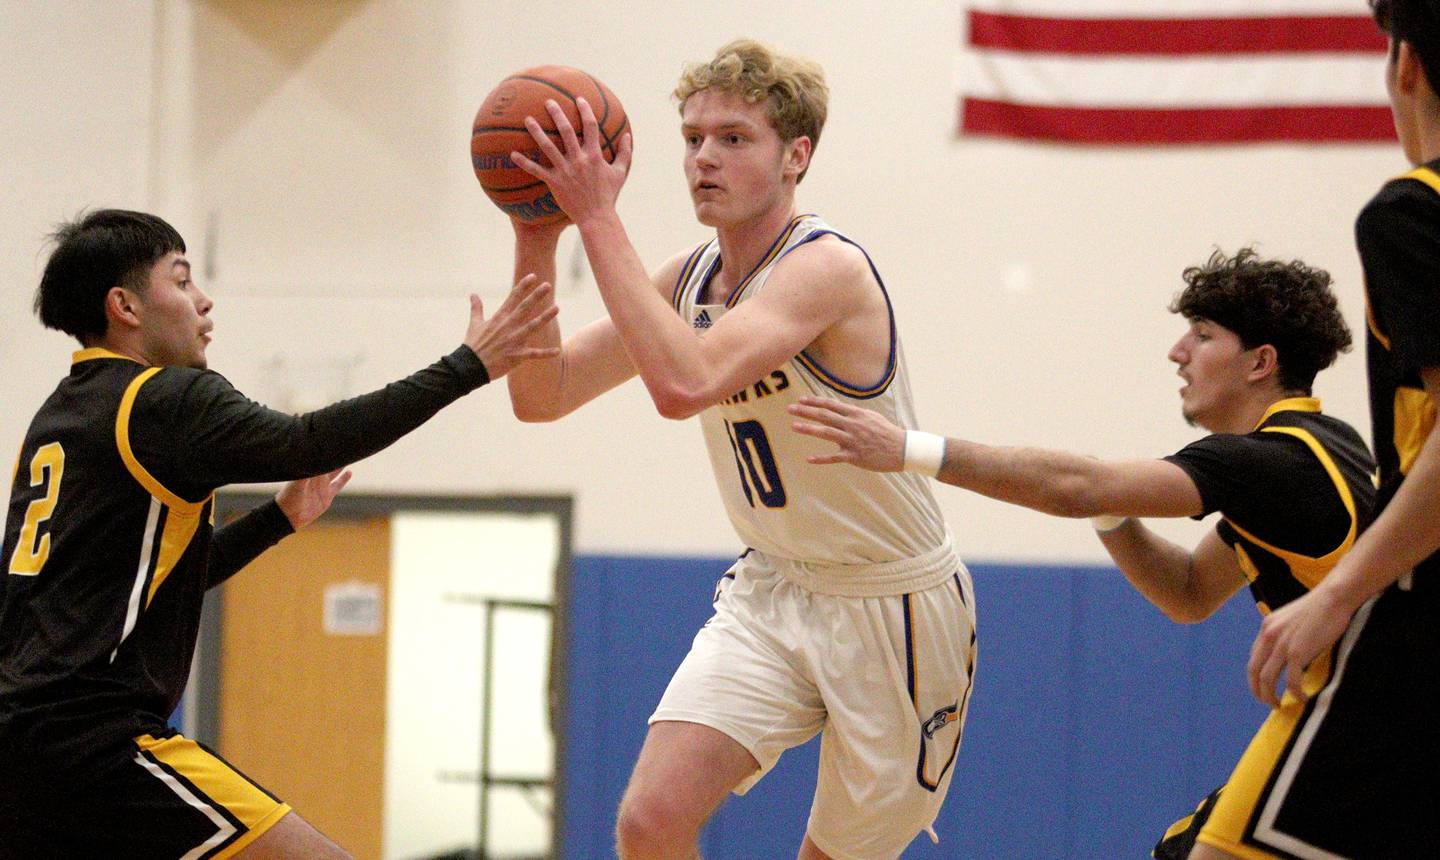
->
[470, 65, 630, 224]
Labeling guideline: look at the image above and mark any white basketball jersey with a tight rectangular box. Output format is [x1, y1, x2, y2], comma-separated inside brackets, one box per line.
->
[673, 214, 957, 596]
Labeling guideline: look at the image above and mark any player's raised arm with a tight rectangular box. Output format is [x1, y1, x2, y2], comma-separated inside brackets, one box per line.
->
[504, 219, 645, 423]
[515, 97, 859, 420]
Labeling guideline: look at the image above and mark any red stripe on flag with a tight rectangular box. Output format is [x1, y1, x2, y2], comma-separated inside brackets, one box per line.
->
[967, 11, 1387, 55]
[959, 98, 1396, 144]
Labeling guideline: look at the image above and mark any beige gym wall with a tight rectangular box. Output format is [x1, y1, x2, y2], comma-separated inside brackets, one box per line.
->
[1, 0, 1399, 564]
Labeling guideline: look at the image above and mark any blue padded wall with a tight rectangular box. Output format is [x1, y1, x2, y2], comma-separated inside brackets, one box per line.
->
[564, 555, 1267, 860]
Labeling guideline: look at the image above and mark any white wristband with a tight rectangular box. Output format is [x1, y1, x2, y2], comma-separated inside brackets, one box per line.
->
[1090, 514, 1129, 533]
[903, 430, 946, 477]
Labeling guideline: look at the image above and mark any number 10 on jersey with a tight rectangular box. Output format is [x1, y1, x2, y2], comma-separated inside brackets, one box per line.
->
[725, 419, 786, 509]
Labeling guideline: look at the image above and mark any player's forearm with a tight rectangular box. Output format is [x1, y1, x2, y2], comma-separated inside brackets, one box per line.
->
[207, 500, 293, 589]
[507, 229, 568, 420]
[577, 212, 711, 416]
[1098, 522, 1211, 623]
[1313, 426, 1440, 612]
[938, 439, 1111, 517]
[505, 318, 565, 420]
[155, 349, 489, 490]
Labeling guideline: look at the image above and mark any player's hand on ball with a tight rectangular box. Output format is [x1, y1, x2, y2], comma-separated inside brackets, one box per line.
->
[513, 97, 633, 226]
[465, 273, 561, 379]
[472, 66, 628, 225]
[512, 215, 571, 242]
[789, 396, 906, 472]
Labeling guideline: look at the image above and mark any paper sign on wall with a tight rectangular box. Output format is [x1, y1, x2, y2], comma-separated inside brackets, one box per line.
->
[323, 581, 383, 636]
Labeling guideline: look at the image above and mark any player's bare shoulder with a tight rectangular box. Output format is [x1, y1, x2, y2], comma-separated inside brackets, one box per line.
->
[771, 233, 881, 314]
[776, 234, 890, 377]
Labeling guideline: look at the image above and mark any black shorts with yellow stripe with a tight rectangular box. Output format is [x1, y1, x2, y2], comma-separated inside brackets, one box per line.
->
[0, 730, 290, 859]
[1155, 581, 1439, 859]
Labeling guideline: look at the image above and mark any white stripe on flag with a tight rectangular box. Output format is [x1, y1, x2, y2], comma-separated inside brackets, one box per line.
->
[958, 52, 1387, 107]
[957, 3, 1392, 143]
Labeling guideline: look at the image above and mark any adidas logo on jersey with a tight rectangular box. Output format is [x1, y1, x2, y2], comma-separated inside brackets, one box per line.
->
[692, 309, 713, 329]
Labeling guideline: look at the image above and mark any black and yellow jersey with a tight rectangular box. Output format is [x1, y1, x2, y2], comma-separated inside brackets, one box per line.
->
[1164, 398, 1376, 615]
[1356, 159, 1440, 586]
[0, 346, 488, 780]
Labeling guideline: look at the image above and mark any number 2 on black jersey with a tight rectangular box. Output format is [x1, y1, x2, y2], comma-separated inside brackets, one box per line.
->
[725, 419, 786, 508]
[9, 442, 65, 576]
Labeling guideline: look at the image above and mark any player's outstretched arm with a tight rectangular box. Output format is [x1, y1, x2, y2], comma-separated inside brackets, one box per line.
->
[789, 396, 1244, 620]
[788, 396, 1201, 518]
[1249, 366, 1440, 707]
[131, 278, 561, 493]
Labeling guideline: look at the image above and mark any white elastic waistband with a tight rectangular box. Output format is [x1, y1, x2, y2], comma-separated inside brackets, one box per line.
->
[764, 541, 962, 597]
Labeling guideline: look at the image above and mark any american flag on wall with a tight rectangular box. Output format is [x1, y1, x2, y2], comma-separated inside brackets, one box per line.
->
[957, 0, 1394, 143]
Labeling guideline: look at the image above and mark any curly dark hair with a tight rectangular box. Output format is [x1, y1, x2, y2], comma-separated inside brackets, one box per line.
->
[1169, 248, 1352, 394]
[1372, 1, 1440, 96]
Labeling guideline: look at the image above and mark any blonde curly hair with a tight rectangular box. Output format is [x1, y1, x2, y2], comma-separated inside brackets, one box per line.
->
[674, 39, 829, 182]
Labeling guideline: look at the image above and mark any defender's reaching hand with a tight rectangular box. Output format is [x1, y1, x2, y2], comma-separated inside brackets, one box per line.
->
[466, 274, 560, 379]
[276, 467, 353, 531]
[789, 396, 906, 472]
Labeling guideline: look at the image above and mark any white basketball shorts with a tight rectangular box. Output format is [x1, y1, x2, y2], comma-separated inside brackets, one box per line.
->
[651, 549, 978, 860]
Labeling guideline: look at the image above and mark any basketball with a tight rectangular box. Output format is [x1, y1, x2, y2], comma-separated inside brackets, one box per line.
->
[470, 66, 629, 225]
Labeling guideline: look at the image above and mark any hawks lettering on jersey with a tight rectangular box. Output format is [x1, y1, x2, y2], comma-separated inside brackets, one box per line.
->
[672, 214, 952, 577]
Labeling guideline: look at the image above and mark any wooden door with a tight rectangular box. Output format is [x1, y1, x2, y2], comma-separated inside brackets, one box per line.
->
[218, 517, 390, 859]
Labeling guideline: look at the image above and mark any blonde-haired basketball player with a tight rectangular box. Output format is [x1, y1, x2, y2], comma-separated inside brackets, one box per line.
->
[507, 39, 975, 860]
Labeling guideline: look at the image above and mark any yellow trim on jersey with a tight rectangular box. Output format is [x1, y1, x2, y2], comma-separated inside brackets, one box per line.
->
[147, 506, 206, 607]
[1232, 544, 1260, 586]
[135, 733, 291, 857]
[72, 347, 142, 365]
[1223, 425, 1358, 590]
[1159, 792, 1211, 847]
[1403, 165, 1440, 196]
[1193, 652, 1335, 860]
[9, 443, 66, 576]
[1394, 386, 1437, 475]
[115, 369, 213, 605]
[1250, 396, 1320, 429]
[1374, 171, 1440, 351]
[1365, 299, 1392, 351]
[116, 369, 201, 513]
[1368, 169, 1440, 353]
[213, 804, 292, 859]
